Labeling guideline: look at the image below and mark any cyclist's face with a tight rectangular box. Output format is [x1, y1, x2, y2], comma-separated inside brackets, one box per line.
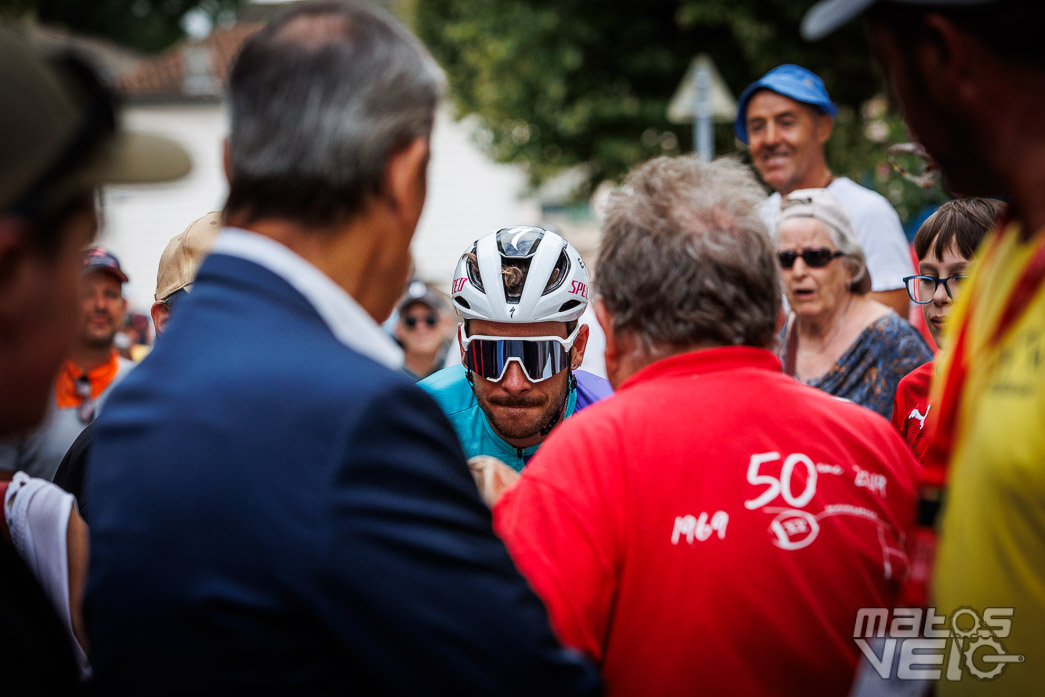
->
[464, 319, 586, 449]
[918, 239, 968, 349]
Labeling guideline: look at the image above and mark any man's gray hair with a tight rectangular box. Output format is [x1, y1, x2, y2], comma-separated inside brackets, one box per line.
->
[598, 155, 781, 353]
[224, 1, 445, 227]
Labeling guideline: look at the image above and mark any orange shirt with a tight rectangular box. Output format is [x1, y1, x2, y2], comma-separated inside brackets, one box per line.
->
[54, 350, 122, 409]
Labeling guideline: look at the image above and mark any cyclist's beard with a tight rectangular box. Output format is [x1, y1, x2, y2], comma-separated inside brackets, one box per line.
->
[481, 375, 570, 442]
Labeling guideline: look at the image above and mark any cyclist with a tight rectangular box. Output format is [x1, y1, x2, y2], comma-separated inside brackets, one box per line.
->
[420, 226, 612, 471]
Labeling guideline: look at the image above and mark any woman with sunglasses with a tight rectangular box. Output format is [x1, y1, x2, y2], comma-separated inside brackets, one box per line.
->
[774, 188, 932, 418]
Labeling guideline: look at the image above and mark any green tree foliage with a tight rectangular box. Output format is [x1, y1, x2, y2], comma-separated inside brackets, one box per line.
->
[1, 0, 243, 53]
[413, 0, 943, 219]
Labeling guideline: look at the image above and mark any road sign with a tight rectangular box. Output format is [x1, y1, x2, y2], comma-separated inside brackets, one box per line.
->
[667, 54, 737, 161]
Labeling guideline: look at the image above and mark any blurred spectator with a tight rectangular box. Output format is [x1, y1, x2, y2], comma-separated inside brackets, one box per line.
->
[737, 64, 914, 316]
[83, 4, 599, 695]
[115, 312, 151, 362]
[0, 28, 188, 694]
[150, 210, 222, 334]
[891, 197, 1002, 609]
[805, 2, 1045, 692]
[494, 155, 917, 697]
[394, 280, 453, 379]
[0, 247, 135, 481]
[774, 188, 932, 417]
[52, 211, 222, 520]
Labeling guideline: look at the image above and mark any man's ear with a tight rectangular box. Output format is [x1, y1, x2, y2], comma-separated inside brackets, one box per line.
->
[151, 301, 171, 337]
[0, 217, 29, 285]
[570, 323, 590, 369]
[594, 298, 616, 362]
[0, 218, 31, 327]
[222, 139, 232, 184]
[918, 13, 980, 107]
[383, 137, 430, 228]
[815, 113, 835, 147]
[458, 322, 467, 362]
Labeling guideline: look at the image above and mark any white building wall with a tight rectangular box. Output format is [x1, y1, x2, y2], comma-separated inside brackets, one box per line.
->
[99, 103, 228, 312]
[99, 104, 538, 313]
[412, 110, 541, 291]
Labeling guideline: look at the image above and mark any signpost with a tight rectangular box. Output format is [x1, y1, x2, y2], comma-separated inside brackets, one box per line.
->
[667, 54, 737, 162]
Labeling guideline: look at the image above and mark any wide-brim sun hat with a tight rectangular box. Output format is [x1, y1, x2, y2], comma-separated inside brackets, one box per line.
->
[0, 27, 191, 215]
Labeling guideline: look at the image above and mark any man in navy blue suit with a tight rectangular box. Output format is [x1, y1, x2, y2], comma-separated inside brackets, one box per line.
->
[84, 3, 600, 694]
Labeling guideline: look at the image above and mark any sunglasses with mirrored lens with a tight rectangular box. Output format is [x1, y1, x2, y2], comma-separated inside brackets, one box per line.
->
[776, 248, 844, 269]
[404, 314, 437, 329]
[461, 325, 578, 383]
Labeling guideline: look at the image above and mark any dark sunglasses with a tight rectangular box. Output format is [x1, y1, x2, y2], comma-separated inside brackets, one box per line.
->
[776, 248, 844, 269]
[403, 314, 437, 329]
[75, 375, 96, 424]
[460, 325, 578, 383]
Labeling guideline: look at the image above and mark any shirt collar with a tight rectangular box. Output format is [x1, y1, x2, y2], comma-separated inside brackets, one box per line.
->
[211, 227, 403, 370]
[54, 350, 121, 408]
[618, 346, 782, 392]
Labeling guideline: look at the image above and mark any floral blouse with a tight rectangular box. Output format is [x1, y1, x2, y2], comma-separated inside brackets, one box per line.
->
[776, 312, 933, 418]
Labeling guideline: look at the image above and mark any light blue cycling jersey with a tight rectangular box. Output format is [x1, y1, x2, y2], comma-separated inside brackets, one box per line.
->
[419, 365, 612, 472]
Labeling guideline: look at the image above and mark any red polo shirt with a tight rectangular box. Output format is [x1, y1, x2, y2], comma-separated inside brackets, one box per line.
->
[495, 347, 917, 697]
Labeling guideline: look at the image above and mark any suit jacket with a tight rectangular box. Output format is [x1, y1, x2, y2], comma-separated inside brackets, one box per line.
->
[84, 251, 599, 695]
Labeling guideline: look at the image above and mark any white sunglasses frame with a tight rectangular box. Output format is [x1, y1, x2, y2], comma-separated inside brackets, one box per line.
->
[458, 323, 581, 383]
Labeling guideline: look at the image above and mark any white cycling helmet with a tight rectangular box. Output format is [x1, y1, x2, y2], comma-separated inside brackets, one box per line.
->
[451, 226, 590, 323]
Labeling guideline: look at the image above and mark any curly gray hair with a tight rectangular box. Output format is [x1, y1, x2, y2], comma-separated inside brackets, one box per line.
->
[597, 155, 781, 353]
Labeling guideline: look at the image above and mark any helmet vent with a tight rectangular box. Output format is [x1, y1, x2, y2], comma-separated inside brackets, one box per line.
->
[542, 247, 572, 296]
[465, 246, 484, 293]
[558, 300, 582, 314]
[454, 297, 471, 310]
[502, 259, 531, 303]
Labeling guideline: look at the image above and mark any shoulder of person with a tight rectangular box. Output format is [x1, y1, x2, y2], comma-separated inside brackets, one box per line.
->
[828, 177, 901, 220]
[758, 192, 782, 228]
[574, 370, 613, 404]
[417, 365, 474, 415]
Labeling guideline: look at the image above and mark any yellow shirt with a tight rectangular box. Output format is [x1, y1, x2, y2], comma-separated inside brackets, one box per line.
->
[934, 222, 1045, 695]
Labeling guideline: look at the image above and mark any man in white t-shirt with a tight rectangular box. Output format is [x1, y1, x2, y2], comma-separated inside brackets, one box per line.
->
[736, 64, 913, 316]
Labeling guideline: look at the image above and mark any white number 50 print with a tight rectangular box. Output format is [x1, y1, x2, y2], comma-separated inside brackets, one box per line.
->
[744, 451, 817, 511]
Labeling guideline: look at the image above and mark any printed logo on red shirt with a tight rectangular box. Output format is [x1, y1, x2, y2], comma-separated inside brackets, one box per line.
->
[907, 405, 930, 431]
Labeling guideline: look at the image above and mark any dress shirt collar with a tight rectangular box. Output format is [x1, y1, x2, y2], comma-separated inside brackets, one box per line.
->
[211, 227, 403, 370]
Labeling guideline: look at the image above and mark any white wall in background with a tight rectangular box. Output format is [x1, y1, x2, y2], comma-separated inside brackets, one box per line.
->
[99, 104, 537, 313]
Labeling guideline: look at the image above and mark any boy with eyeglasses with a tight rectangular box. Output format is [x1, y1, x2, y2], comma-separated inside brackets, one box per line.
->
[891, 197, 1004, 606]
[420, 227, 612, 473]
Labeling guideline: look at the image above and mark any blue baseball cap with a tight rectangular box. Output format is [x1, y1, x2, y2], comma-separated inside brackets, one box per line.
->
[734, 64, 838, 144]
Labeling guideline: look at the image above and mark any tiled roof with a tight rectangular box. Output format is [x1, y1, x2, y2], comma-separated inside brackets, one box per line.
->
[117, 23, 263, 102]
[20, 21, 142, 80]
